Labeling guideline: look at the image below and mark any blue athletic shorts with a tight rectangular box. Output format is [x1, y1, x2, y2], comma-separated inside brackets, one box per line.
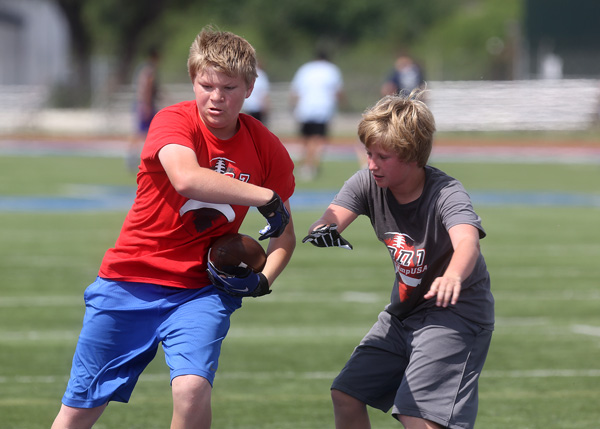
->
[62, 277, 242, 408]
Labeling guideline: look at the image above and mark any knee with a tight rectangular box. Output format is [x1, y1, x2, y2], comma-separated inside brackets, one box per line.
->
[397, 414, 444, 429]
[172, 375, 212, 409]
[331, 388, 363, 411]
[51, 403, 107, 429]
[171, 375, 213, 428]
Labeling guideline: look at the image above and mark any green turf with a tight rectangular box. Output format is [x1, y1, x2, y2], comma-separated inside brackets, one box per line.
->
[1, 155, 599, 428]
[0, 156, 135, 196]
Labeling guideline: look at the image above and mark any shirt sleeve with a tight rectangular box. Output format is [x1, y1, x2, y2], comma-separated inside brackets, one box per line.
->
[264, 142, 295, 203]
[437, 182, 486, 239]
[331, 169, 371, 216]
[142, 103, 198, 172]
[242, 116, 296, 202]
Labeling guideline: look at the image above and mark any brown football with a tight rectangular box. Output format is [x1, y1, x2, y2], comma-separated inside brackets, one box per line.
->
[208, 233, 267, 276]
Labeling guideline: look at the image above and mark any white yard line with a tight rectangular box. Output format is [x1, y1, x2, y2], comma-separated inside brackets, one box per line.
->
[3, 368, 600, 385]
[571, 324, 600, 338]
[2, 321, 597, 343]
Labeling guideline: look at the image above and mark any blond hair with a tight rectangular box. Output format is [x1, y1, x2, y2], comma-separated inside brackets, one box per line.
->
[358, 89, 436, 167]
[187, 26, 257, 87]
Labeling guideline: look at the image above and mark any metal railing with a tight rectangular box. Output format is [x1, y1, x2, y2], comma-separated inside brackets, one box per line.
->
[1, 80, 599, 135]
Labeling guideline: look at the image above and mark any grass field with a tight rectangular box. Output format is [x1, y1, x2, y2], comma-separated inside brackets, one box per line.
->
[1, 149, 599, 428]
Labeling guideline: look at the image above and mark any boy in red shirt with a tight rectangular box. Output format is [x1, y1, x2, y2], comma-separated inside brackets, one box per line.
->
[52, 27, 295, 429]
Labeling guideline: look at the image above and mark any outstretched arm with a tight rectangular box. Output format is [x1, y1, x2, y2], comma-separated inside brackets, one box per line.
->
[303, 204, 357, 249]
[308, 204, 358, 234]
[424, 224, 481, 307]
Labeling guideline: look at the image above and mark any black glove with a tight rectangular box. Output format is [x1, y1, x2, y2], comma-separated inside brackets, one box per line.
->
[302, 224, 353, 250]
[207, 261, 271, 297]
[257, 192, 290, 241]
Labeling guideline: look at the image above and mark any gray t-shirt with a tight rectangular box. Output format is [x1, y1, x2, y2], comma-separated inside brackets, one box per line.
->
[332, 166, 494, 328]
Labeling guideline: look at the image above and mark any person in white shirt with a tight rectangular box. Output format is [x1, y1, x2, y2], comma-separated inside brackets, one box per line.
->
[290, 50, 344, 180]
[243, 64, 270, 124]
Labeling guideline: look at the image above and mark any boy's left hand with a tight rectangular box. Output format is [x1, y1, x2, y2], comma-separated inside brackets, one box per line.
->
[302, 224, 353, 250]
[424, 276, 462, 307]
[207, 261, 271, 297]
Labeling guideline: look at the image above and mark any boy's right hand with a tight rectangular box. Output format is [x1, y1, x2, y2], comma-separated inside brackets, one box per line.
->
[302, 224, 353, 250]
[257, 192, 290, 240]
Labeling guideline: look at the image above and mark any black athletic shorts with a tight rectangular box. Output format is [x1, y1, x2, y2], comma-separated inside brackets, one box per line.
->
[300, 121, 328, 137]
[331, 309, 493, 429]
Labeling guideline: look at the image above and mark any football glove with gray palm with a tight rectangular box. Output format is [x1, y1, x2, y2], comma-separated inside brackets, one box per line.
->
[302, 223, 353, 250]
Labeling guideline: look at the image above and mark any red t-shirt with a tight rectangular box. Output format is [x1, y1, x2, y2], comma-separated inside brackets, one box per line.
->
[99, 101, 295, 289]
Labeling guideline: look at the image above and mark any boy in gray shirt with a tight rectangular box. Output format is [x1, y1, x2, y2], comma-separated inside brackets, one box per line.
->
[303, 91, 494, 429]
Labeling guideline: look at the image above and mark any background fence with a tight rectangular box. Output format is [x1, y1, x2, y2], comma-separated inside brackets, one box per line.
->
[1, 79, 599, 136]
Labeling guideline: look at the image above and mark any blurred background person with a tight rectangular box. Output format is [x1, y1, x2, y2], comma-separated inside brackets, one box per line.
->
[381, 55, 425, 97]
[127, 46, 161, 172]
[290, 49, 344, 181]
[243, 61, 270, 125]
[356, 53, 427, 170]
[540, 52, 563, 80]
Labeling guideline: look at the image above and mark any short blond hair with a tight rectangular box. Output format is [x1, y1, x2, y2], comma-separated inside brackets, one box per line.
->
[358, 89, 436, 167]
[187, 26, 257, 87]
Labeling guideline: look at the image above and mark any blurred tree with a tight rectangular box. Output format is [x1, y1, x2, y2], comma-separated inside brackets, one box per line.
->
[54, 0, 93, 105]
[53, 0, 195, 106]
[212, 0, 455, 59]
[86, 0, 184, 84]
[415, 0, 522, 80]
[50, 0, 521, 107]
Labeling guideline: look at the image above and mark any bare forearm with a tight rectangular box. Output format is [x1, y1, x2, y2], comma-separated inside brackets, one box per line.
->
[159, 144, 274, 207]
[263, 224, 296, 285]
[173, 167, 273, 207]
[425, 227, 481, 307]
[308, 204, 357, 234]
[443, 238, 480, 281]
